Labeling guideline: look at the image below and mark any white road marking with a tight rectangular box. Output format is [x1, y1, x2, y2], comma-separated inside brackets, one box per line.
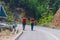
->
[40, 29, 59, 40]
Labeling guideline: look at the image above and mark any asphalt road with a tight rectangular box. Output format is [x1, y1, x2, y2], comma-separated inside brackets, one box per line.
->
[17, 25, 60, 40]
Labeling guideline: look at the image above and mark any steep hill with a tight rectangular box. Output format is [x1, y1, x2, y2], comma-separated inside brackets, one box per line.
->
[50, 8, 60, 28]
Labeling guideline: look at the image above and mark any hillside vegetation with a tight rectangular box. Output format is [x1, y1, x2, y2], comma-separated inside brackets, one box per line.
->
[0, 0, 60, 26]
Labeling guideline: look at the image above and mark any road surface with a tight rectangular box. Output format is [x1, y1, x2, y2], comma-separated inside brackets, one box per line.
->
[17, 24, 60, 40]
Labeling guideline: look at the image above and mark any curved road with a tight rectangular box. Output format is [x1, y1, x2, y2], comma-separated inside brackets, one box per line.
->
[17, 25, 60, 40]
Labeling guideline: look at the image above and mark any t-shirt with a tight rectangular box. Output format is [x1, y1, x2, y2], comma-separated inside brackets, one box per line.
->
[22, 18, 27, 23]
[31, 18, 35, 23]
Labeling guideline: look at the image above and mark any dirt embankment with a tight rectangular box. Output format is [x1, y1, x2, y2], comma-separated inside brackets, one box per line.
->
[50, 8, 60, 28]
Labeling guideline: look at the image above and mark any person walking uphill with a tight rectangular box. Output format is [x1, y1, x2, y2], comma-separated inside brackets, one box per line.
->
[22, 17, 27, 30]
[30, 18, 35, 31]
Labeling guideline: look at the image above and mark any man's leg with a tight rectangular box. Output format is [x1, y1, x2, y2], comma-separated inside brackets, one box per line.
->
[23, 23, 26, 30]
[31, 23, 34, 31]
[23, 24, 25, 30]
[31, 23, 33, 31]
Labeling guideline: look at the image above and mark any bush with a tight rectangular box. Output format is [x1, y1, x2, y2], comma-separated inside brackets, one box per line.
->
[36, 14, 53, 26]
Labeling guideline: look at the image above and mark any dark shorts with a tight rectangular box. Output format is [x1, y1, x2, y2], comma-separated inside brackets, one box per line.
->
[23, 22, 26, 25]
[13, 26, 15, 29]
[31, 23, 34, 26]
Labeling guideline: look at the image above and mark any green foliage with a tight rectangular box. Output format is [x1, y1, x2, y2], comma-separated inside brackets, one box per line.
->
[1, 0, 60, 26]
[37, 14, 53, 26]
[4, 5, 14, 22]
